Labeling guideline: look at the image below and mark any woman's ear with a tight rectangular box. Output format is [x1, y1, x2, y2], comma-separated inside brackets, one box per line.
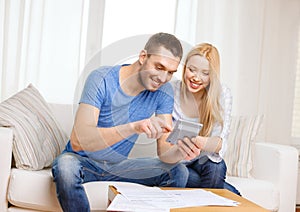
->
[139, 50, 147, 65]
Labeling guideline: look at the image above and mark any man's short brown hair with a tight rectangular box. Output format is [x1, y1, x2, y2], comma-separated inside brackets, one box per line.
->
[144, 32, 183, 60]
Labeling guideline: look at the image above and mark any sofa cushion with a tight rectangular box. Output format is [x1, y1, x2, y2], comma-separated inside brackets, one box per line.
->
[0, 84, 68, 170]
[224, 115, 263, 178]
[227, 176, 279, 211]
[8, 167, 280, 212]
[8, 168, 61, 212]
[8, 168, 146, 211]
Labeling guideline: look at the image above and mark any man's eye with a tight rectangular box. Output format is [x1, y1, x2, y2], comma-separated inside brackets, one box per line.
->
[156, 66, 163, 70]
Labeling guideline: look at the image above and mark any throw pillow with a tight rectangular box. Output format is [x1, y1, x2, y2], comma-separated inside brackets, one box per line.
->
[224, 115, 264, 178]
[0, 84, 68, 170]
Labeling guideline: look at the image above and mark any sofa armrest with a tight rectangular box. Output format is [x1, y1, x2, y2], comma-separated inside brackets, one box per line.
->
[252, 142, 298, 212]
[0, 127, 13, 211]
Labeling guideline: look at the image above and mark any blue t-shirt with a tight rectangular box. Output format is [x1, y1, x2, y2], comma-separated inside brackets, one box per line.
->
[65, 65, 174, 163]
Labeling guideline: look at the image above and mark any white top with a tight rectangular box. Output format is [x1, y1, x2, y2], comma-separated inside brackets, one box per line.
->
[170, 80, 232, 163]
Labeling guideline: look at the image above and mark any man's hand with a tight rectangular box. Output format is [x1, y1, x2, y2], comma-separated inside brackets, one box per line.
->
[132, 116, 172, 139]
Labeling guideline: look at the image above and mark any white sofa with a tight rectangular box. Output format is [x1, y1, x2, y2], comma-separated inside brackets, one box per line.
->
[0, 103, 298, 212]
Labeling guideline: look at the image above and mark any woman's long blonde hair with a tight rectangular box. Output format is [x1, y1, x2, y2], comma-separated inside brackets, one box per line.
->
[181, 43, 223, 136]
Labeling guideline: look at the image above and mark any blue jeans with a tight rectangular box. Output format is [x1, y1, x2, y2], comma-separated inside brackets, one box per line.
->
[185, 156, 241, 195]
[51, 152, 189, 212]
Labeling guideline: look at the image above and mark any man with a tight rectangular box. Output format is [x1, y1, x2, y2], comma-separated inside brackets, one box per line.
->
[52, 32, 200, 212]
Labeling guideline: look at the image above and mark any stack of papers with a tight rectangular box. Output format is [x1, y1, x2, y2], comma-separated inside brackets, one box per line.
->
[107, 184, 239, 212]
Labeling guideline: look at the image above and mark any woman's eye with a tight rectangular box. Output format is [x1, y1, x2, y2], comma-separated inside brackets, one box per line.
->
[188, 67, 195, 72]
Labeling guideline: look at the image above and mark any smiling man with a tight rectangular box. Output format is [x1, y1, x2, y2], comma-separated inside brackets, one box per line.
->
[52, 32, 199, 212]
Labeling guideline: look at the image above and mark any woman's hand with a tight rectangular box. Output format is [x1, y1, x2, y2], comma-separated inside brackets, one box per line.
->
[176, 137, 201, 160]
[192, 136, 208, 149]
[175, 135, 220, 161]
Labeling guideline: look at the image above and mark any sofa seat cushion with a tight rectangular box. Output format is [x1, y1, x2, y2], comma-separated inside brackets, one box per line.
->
[8, 168, 61, 212]
[8, 168, 146, 211]
[227, 176, 279, 211]
[8, 168, 280, 211]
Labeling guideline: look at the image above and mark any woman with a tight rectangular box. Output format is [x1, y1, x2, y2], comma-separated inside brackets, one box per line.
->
[171, 43, 240, 195]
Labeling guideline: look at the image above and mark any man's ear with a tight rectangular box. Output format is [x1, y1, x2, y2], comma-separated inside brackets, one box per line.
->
[139, 50, 147, 65]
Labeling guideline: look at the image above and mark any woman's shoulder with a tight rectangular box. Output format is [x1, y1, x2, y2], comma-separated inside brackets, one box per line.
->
[170, 79, 181, 88]
[220, 84, 233, 105]
[221, 84, 232, 96]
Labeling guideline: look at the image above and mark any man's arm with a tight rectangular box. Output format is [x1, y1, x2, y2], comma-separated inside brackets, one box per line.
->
[70, 103, 135, 151]
[70, 103, 173, 152]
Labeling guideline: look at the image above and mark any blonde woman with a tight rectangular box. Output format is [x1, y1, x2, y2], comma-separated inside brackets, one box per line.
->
[171, 43, 240, 195]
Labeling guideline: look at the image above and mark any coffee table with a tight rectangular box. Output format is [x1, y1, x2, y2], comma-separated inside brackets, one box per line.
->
[108, 186, 270, 212]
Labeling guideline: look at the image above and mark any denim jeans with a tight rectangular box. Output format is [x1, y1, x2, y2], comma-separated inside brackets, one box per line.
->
[51, 152, 189, 212]
[185, 156, 241, 195]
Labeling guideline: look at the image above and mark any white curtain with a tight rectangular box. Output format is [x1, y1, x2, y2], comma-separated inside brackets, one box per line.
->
[175, 0, 300, 145]
[0, 0, 105, 104]
[2, 0, 300, 145]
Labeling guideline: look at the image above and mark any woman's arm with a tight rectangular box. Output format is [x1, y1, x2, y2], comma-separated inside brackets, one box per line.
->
[217, 85, 233, 156]
[193, 85, 233, 154]
[193, 136, 222, 153]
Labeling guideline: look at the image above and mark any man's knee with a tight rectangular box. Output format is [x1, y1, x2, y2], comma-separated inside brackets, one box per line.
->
[170, 163, 189, 187]
[52, 153, 81, 184]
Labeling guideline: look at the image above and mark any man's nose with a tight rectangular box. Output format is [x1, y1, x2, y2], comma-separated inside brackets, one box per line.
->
[158, 71, 169, 83]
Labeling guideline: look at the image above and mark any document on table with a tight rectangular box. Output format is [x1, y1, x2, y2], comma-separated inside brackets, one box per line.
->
[107, 184, 239, 212]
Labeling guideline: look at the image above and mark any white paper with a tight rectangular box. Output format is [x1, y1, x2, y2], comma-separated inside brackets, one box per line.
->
[107, 185, 239, 211]
[164, 189, 239, 207]
[107, 194, 170, 212]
